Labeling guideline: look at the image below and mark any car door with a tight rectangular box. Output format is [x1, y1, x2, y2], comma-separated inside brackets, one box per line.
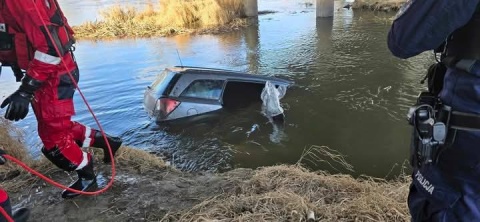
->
[167, 79, 225, 120]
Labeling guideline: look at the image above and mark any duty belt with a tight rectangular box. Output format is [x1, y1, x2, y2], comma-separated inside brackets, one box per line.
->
[440, 107, 480, 131]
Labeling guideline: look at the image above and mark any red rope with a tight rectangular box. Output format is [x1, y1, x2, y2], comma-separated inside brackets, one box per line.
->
[12, 0, 118, 195]
[0, 206, 13, 222]
[4, 154, 112, 195]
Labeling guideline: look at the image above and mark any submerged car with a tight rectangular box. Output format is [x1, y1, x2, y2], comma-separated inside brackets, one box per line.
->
[143, 66, 293, 123]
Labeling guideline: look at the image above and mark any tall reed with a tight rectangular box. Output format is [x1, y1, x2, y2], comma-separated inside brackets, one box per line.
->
[74, 0, 246, 39]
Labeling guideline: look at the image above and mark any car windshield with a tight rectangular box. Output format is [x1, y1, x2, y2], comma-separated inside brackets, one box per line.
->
[181, 79, 224, 100]
[151, 70, 176, 97]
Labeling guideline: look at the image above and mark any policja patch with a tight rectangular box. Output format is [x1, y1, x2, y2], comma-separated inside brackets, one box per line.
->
[395, 0, 414, 20]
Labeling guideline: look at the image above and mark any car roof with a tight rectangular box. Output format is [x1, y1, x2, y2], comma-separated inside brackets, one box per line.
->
[168, 66, 293, 86]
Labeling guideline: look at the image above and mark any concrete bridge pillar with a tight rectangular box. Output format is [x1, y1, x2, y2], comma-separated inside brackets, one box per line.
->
[244, 0, 258, 17]
[316, 0, 335, 17]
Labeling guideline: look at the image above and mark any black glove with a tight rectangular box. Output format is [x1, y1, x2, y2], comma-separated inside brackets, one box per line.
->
[0, 75, 42, 121]
[1, 90, 32, 121]
[0, 149, 6, 165]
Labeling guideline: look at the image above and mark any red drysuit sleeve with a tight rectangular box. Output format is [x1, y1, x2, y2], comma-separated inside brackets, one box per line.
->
[5, 0, 62, 81]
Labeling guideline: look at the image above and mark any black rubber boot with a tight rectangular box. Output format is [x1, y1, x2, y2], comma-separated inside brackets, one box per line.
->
[0, 197, 12, 222]
[12, 208, 30, 222]
[61, 160, 97, 199]
[91, 130, 123, 164]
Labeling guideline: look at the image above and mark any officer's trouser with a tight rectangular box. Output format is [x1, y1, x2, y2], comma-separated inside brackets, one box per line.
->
[408, 130, 480, 221]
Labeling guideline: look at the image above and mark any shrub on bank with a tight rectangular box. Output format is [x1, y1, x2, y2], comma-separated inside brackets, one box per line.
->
[73, 0, 246, 39]
[353, 0, 406, 12]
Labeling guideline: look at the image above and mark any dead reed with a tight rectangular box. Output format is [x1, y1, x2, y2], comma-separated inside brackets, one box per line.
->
[112, 146, 167, 173]
[73, 0, 247, 39]
[163, 146, 411, 221]
[353, 0, 407, 12]
[0, 119, 34, 183]
[164, 165, 410, 221]
[0, 119, 58, 191]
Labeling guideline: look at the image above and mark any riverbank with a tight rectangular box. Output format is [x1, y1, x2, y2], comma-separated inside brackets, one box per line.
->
[73, 0, 260, 40]
[0, 119, 410, 221]
[353, 0, 406, 12]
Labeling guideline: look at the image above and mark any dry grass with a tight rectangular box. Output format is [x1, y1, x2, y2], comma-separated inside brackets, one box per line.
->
[165, 165, 410, 221]
[297, 145, 354, 173]
[163, 146, 410, 221]
[353, 0, 406, 12]
[109, 146, 168, 173]
[73, 0, 247, 39]
[0, 119, 57, 191]
[0, 119, 34, 181]
[0, 119, 32, 163]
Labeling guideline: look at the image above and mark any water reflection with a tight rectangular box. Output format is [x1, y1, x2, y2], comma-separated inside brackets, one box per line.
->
[0, 69, 20, 98]
[316, 18, 334, 53]
[244, 19, 261, 73]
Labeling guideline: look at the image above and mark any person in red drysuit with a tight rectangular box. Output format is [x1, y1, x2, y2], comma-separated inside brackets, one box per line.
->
[0, 0, 123, 198]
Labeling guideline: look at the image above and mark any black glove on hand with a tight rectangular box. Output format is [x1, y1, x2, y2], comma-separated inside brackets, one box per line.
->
[1, 90, 33, 121]
[0, 75, 42, 121]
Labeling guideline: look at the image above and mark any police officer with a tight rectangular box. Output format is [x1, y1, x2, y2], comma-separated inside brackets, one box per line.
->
[389, 0, 480, 220]
[0, 0, 123, 198]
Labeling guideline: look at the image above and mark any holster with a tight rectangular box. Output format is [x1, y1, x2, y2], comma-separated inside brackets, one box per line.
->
[408, 91, 457, 168]
[409, 58, 450, 168]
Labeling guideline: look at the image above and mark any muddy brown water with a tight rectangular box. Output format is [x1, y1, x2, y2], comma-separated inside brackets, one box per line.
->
[0, 0, 432, 177]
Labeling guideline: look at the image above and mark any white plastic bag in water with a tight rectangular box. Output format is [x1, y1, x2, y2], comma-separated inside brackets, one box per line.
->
[261, 81, 287, 118]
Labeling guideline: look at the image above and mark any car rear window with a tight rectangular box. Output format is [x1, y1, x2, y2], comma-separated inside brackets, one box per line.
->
[181, 79, 224, 100]
[151, 70, 176, 97]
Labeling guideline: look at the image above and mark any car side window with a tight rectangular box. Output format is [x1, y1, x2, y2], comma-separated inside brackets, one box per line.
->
[181, 79, 224, 100]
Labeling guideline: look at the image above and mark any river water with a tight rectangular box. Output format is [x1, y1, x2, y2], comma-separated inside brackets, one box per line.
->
[0, 0, 434, 177]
